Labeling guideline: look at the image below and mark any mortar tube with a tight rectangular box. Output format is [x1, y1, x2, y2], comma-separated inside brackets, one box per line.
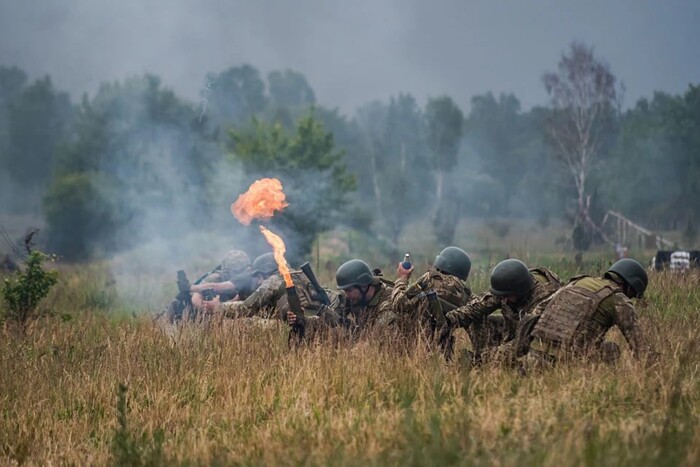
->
[286, 286, 306, 335]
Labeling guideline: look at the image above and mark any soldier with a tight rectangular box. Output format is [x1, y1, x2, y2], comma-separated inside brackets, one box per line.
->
[516, 258, 656, 365]
[207, 253, 342, 321]
[288, 259, 397, 338]
[392, 246, 472, 358]
[445, 259, 561, 362]
[164, 249, 251, 323]
[190, 250, 253, 309]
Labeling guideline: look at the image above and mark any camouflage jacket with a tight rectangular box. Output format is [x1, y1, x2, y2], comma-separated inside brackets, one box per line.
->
[392, 269, 472, 324]
[315, 281, 397, 335]
[448, 268, 561, 341]
[524, 276, 651, 359]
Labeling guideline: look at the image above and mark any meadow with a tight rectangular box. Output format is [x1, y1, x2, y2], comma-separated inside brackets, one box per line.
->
[1, 254, 699, 466]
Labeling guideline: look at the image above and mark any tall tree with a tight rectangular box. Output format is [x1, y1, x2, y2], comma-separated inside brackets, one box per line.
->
[0, 73, 72, 212]
[268, 70, 316, 109]
[44, 75, 217, 260]
[425, 96, 464, 245]
[227, 112, 355, 262]
[543, 42, 620, 250]
[355, 95, 431, 244]
[204, 65, 267, 131]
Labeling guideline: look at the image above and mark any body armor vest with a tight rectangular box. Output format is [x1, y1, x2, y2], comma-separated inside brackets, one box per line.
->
[531, 276, 615, 349]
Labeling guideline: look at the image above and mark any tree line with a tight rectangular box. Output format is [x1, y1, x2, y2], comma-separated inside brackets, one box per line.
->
[1, 43, 698, 261]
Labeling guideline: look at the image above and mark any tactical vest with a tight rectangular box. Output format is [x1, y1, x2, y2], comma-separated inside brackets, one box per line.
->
[531, 275, 615, 349]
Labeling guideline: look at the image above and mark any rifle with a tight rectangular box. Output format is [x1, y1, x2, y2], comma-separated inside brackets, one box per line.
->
[300, 261, 331, 306]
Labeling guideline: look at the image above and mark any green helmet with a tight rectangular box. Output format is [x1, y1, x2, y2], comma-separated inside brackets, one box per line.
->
[221, 250, 250, 275]
[434, 246, 472, 281]
[489, 259, 534, 297]
[336, 259, 374, 290]
[251, 253, 278, 276]
[606, 258, 648, 297]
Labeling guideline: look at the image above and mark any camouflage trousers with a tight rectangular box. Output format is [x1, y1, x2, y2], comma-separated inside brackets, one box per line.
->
[524, 339, 622, 368]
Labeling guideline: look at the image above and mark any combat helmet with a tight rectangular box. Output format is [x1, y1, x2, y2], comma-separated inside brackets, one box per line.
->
[489, 259, 534, 297]
[606, 258, 648, 297]
[434, 246, 472, 281]
[251, 253, 278, 276]
[221, 250, 250, 275]
[336, 259, 374, 290]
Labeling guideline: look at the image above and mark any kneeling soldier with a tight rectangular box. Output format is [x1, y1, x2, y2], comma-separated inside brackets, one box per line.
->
[517, 258, 656, 365]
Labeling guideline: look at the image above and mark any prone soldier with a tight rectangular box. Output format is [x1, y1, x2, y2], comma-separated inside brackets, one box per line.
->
[164, 249, 252, 322]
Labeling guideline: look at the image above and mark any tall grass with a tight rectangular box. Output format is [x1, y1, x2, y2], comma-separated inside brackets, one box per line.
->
[1, 264, 698, 465]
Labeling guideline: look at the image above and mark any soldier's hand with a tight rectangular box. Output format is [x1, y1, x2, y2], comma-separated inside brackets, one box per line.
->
[287, 311, 297, 326]
[397, 262, 414, 280]
[202, 295, 221, 312]
[445, 310, 458, 327]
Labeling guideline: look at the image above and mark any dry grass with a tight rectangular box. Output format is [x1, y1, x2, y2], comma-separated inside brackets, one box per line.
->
[1, 266, 699, 466]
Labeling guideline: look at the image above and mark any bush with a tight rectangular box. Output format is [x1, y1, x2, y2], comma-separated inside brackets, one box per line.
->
[2, 250, 58, 326]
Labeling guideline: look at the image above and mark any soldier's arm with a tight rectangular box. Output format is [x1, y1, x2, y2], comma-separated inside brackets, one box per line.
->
[220, 276, 282, 318]
[218, 299, 250, 319]
[612, 292, 654, 360]
[391, 277, 417, 315]
[446, 293, 501, 328]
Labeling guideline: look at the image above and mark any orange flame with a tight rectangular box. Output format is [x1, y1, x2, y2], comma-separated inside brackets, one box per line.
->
[259, 225, 293, 287]
[231, 178, 289, 226]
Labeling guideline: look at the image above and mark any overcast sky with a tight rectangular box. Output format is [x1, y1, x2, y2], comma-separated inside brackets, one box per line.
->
[1, 0, 698, 114]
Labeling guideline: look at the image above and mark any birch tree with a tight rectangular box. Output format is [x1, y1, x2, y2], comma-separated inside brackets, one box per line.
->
[543, 42, 619, 249]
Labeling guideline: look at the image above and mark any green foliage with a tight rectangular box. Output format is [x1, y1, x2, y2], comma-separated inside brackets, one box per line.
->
[2, 250, 59, 325]
[43, 75, 219, 260]
[228, 111, 356, 261]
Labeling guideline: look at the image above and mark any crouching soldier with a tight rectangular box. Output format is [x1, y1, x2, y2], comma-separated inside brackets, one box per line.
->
[516, 258, 656, 366]
[445, 259, 561, 363]
[392, 246, 472, 359]
[288, 259, 397, 341]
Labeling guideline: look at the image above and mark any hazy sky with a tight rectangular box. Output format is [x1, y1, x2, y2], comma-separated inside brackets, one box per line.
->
[1, 0, 698, 113]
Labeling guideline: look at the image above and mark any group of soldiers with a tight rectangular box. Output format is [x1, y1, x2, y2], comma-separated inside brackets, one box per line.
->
[166, 246, 656, 368]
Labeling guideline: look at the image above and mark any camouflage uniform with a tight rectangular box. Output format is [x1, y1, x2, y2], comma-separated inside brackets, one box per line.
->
[449, 268, 560, 360]
[392, 269, 472, 355]
[219, 270, 341, 320]
[313, 280, 397, 338]
[517, 275, 654, 364]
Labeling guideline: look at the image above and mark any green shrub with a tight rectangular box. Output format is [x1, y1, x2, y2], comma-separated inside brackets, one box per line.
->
[2, 250, 58, 326]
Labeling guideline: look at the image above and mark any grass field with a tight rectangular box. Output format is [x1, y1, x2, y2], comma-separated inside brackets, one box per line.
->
[1, 256, 699, 466]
